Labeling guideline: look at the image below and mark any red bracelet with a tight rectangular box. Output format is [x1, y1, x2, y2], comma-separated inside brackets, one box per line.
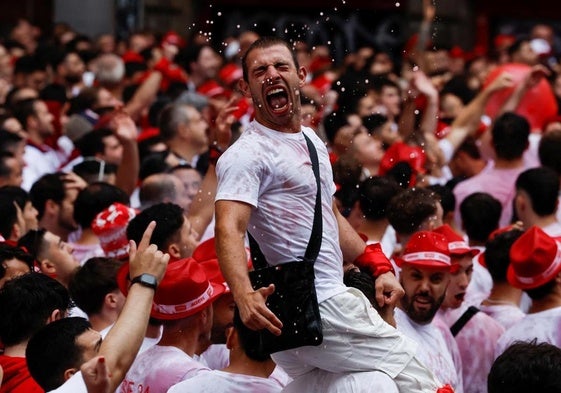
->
[353, 243, 395, 277]
[209, 143, 225, 166]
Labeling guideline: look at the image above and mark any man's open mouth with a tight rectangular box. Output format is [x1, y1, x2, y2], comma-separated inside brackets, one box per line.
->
[266, 87, 289, 113]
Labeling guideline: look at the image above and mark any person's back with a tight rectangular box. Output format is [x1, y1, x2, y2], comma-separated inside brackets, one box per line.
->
[453, 112, 533, 227]
[168, 309, 283, 393]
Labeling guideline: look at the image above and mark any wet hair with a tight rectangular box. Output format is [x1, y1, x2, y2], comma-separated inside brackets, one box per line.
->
[515, 167, 559, 216]
[0, 273, 70, 346]
[26, 317, 92, 391]
[539, 129, 561, 176]
[241, 36, 299, 82]
[484, 229, 524, 282]
[427, 184, 456, 217]
[233, 307, 271, 361]
[73, 182, 129, 229]
[491, 112, 530, 160]
[489, 340, 561, 393]
[460, 192, 502, 243]
[126, 202, 184, 251]
[387, 187, 439, 235]
[359, 176, 402, 221]
[29, 172, 66, 220]
[69, 257, 123, 315]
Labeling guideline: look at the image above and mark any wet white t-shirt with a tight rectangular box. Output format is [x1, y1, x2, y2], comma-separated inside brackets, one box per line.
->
[395, 309, 463, 393]
[495, 306, 561, 357]
[438, 307, 504, 393]
[282, 369, 399, 393]
[479, 303, 525, 330]
[216, 121, 346, 303]
[167, 370, 282, 393]
[119, 345, 209, 393]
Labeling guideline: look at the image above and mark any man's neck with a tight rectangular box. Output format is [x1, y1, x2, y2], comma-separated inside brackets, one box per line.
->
[482, 282, 522, 307]
[356, 219, 388, 243]
[523, 214, 558, 230]
[88, 311, 118, 333]
[3, 342, 28, 357]
[27, 132, 45, 147]
[529, 288, 561, 314]
[157, 327, 200, 357]
[167, 140, 200, 163]
[493, 157, 524, 170]
[224, 354, 276, 379]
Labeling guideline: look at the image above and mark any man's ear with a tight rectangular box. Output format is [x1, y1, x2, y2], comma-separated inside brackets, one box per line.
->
[45, 199, 59, 216]
[38, 259, 56, 275]
[47, 308, 64, 324]
[297, 66, 307, 87]
[63, 367, 78, 382]
[166, 243, 181, 260]
[105, 292, 122, 310]
[225, 325, 236, 350]
[238, 78, 251, 98]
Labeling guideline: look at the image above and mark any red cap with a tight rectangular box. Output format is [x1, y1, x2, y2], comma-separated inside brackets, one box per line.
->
[161, 31, 186, 48]
[396, 231, 452, 270]
[219, 63, 243, 86]
[508, 226, 561, 289]
[117, 257, 225, 320]
[379, 141, 426, 186]
[122, 50, 144, 64]
[433, 224, 479, 258]
[197, 80, 228, 98]
[91, 203, 137, 259]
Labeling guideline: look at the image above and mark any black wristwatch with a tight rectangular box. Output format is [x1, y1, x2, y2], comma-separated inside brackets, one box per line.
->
[130, 273, 158, 290]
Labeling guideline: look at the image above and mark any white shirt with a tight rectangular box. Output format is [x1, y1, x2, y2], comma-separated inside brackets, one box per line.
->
[167, 370, 282, 393]
[119, 345, 209, 393]
[281, 370, 399, 393]
[395, 309, 463, 393]
[495, 306, 561, 357]
[216, 121, 346, 303]
[479, 303, 525, 330]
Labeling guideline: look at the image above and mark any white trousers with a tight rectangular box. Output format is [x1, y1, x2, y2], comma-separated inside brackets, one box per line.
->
[272, 287, 442, 393]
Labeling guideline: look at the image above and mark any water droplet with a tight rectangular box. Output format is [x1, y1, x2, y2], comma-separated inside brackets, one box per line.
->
[217, 11, 222, 16]
[395, 2, 400, 7]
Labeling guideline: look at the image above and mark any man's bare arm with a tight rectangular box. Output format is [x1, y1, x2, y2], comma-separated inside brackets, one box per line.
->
[215, 199, 282, 335]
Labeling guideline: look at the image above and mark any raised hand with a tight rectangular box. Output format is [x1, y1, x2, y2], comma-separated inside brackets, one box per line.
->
[128, 221, 169, 283]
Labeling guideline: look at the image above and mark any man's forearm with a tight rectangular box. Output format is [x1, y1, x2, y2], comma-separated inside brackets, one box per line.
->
[100, 284, 154, 391]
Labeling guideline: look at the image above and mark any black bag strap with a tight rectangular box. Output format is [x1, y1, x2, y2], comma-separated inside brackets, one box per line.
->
[450, 306, 480, 337]
[249, 132, 323, 269]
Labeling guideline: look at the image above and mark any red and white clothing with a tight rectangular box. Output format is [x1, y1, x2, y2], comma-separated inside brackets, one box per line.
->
[438, 307, 504, 393]
[495, 306, 561, 357]
[22, 142, 67, 191]
[395, 309, 463, 393]
[118, 345, 209, 393]
[479, 303, 525, 330]
[167, 370, 282, 393]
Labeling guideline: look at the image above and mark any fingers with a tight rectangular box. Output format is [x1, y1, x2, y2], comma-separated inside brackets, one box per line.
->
[138, 221, 156, 251]
[128, 239, 137, 262]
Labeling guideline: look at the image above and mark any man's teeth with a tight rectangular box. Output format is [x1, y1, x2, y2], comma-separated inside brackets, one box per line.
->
[267, 88, 284, 96]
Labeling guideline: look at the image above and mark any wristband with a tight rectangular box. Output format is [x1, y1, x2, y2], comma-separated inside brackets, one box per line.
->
[353, 243, 395, 277]
[209, 143, 225, 166]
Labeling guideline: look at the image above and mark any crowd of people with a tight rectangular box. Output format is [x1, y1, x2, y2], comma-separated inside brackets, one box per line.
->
[1, 1, 561, 391]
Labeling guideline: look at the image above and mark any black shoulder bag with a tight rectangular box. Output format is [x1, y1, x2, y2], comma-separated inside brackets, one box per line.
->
[247, 132, 323, 356]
